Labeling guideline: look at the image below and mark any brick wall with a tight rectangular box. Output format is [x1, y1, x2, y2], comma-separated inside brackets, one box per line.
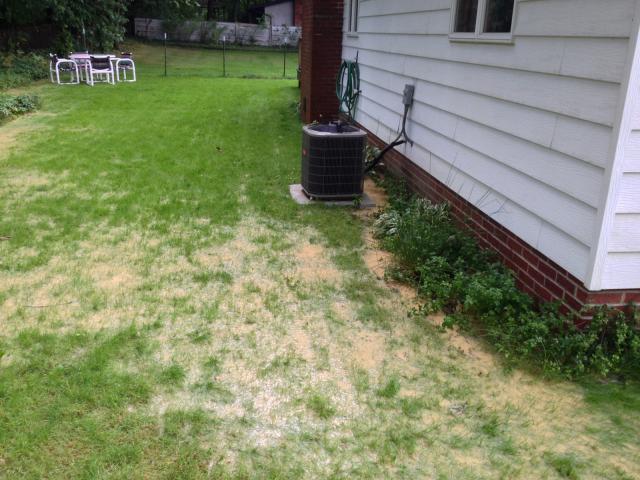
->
[294, 0, 303, 27]
[362, 128, 640, 315]
[299, 0, 344, 124]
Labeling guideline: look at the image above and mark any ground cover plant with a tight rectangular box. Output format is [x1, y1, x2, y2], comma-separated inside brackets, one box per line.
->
[0, 42, 639, 479]
[0, 93, 39, 122]
[373, 179, 640, 379]
[0, 52, 48, 90]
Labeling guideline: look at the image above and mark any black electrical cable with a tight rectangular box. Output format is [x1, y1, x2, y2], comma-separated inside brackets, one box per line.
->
[364, 103, 413, 173]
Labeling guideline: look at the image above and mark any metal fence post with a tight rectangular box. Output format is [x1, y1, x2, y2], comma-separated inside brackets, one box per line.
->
[222, 36, 226, 77]
[164, 32, 167, 77]
[283, 37, 289, 78]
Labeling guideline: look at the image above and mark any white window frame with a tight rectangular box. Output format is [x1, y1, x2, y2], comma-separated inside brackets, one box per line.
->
[449, 0, 517, 44]
[346, 0, 359, 34]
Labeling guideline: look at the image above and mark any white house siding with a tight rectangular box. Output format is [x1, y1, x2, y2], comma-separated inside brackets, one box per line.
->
[600, 81, 640, 289]
[265, 2, 294, 27]
[343, 0, 637, 284]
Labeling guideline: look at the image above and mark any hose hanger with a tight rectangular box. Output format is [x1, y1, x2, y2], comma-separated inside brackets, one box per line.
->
[336, 53, 361, 121]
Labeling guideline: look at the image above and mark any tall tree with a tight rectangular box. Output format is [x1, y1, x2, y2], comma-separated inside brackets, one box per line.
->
[0, 0, 130, 51]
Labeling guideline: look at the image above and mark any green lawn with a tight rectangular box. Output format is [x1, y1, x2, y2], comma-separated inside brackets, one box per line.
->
[0, 44, 639, 479]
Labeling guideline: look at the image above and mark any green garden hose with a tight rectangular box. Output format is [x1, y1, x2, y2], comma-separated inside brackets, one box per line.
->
[336, 59, 360, 120]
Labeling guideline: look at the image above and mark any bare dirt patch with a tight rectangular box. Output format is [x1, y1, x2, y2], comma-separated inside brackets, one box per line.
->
[294, 242, 342, 283]
[91, 263, 140, 292]
[349, 330, 386, 371]
[363, 177, 388, 208]
[290, 325, 314, 362]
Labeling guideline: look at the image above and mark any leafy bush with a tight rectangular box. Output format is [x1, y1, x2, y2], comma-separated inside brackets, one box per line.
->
[1, 0, 130, 52]
[374, 178, 640, 379]
[0, 93, 40, 121]
[0, 52, 48, 90]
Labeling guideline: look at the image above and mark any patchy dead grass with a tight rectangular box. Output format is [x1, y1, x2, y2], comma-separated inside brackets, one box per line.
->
[1, 173, 638, 478]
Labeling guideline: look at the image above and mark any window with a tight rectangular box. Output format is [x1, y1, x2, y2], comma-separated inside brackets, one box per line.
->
[347, 0, 359, 33]
[451, 0, 515, 41]
[454, 0, 478, 32]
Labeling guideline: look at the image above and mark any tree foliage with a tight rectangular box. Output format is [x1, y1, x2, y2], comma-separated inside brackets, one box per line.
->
[129, 0, 202, 26]
[0, 0, 129, 52]
[1, 0, 272, 52]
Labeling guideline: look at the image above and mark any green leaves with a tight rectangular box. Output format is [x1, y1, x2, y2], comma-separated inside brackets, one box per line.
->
[1, 0, 129, 52]
[374, 177, 640, 379]
[0, 93, 40, 121]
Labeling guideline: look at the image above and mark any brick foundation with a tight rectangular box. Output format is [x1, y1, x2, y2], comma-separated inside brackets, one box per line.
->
[299, 0, 344, 124]
[362, 128, 640, 315]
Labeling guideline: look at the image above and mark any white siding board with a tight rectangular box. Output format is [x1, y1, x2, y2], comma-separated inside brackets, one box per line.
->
[515, 0, 634, 38]
[413, 80, 558, 147]
[623, 131, 640, 172]
[346, 48, 621, 126]
[608, 214, 640, 252]
[347, 49, 615, 167]
[431, 156, 589, 278]
[358, 78, 604, 207]
[357, 10, 450, 35]
[406, 120, 598, 245]
[560, 38, 630, 82]
[602, 253, 640, 289]
[344, 36, 627, 84]
[631, 106, 640, 130]
[356, 109, 399, 146]
[616, 173, 640, 213]
[537, 223, 591, 280]
[453, 119, 604, 207]
[358, 0, 451, 17]
[404, 57, 619, 126]
[551, 118, 612, 169]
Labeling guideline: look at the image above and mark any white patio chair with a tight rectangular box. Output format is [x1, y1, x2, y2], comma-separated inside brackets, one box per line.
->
[87, 55, 115, 86]
[70, 51, 89, 82]
[49, 54, 80, 85]
[115, 52, 136, 83]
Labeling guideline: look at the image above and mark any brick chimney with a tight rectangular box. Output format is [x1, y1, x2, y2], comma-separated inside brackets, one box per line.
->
[299, 0, 344, 124]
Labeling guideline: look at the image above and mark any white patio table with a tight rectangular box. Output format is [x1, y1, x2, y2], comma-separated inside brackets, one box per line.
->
[69, 53, 117, 83]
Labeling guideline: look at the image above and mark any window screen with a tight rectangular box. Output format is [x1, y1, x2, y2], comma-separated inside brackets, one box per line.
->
[454, 0, 478, 32]
[484, 0, 514, 33]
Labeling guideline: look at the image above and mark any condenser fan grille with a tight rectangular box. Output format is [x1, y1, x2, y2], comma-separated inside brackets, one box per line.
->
[301, 124, 367, 200]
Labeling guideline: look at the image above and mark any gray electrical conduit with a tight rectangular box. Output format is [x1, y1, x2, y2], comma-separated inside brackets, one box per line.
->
[364, 85, 415, 173]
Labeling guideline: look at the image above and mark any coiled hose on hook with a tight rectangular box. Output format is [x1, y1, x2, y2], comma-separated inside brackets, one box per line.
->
[336, 60, 360, 121]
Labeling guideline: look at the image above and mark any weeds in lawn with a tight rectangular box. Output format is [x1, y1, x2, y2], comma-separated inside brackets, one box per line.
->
[306, 393, 336, 419]
[377, 376, 401, 399]
[544, 452, 582, 479]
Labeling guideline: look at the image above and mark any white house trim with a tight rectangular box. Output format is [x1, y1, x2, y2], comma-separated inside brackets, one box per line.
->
[586, 0, 640, 290]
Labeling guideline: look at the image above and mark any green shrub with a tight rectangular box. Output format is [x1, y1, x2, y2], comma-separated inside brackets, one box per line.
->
[374, 177, 640, 379]
[0, 52, 48, 90]
[0, 93, 40, 121]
